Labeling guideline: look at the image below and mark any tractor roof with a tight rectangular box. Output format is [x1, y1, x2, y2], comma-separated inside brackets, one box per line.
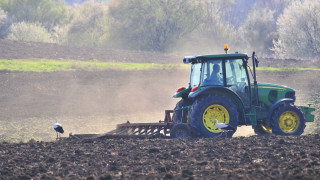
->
[183, 53, 248, 64]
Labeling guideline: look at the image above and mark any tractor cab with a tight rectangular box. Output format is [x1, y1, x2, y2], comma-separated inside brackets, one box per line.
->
[184, 52, 252, 110]
[189, 54, 251, 108]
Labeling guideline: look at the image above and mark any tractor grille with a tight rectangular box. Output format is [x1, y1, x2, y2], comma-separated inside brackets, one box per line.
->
[285, 91, 296, 101]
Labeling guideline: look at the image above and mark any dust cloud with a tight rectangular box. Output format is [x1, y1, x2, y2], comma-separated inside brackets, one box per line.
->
[0, 69, 190, 141]
[1, 61, 319, 142]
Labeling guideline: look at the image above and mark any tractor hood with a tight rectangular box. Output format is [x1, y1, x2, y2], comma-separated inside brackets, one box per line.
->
[252, 83, 296, 106]
[252, 83, 295, 92]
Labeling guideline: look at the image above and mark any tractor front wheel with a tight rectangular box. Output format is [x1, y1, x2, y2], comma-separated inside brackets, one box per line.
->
[271, 104, 306, 135]
[189, 94, 239, 137]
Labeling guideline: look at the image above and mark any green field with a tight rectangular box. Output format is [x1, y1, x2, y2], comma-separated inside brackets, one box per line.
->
[0, 59, 187, 72]
[256, 67, 320, 71]
[1, 59, 320, 72]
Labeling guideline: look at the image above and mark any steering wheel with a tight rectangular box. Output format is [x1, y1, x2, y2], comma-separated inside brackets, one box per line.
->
[237, 82, 247, 93]
[227, 76, 235, 84]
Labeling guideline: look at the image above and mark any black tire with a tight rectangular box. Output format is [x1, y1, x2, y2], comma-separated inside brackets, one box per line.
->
[170, 123, 191, 139]
[189, 94, 239, 137]
[271, 104, 306, 136]
[172, 99, 192, 123]
[252, 122, 272, 136]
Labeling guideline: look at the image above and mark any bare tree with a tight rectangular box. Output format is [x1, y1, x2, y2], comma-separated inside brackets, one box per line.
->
[272, 0, 320, 59]
[240, 7, 277, 56]
[0, 9, 11, 38]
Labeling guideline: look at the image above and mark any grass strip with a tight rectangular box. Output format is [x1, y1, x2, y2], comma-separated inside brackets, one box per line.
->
[256, 67, 320, 71]
[1, 59, 319, 72]
[0, 59, 189, 72]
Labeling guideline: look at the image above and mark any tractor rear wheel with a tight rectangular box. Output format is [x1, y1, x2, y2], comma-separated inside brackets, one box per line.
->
[172, 99, 192, 123]
[271, 104, 306, 135]
[252, 122, 272, 136]
[189, 94, 239, 137]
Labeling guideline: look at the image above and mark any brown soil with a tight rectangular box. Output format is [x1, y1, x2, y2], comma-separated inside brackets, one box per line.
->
[1, 135, 320, 179]
[0, 39, 320, 179]
[0, 39, 182, 63]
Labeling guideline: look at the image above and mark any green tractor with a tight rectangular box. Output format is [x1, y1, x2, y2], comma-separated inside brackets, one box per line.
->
[171, 46, 315, 138]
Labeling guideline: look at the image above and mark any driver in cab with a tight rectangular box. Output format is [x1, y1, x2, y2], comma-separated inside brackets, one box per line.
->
[203, 64, 223, 86]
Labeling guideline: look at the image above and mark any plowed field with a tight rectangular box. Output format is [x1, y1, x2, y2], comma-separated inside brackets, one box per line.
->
[1, 135, 320, 179]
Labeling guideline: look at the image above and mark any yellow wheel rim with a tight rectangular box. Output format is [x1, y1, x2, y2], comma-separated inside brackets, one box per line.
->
[261, 124, 272, 134]
[203, 104, 229, 133]
[279, 110, 300, 133]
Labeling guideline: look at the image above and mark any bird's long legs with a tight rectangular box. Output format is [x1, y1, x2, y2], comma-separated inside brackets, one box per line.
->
[56, 132, 60, 140]
[217, 130, 230, 137]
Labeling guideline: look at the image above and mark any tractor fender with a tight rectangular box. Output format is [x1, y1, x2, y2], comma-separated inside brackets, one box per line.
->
[266, 98, 295, 127]
[189, 86, 246, 115]
[173, 87, 191, 99]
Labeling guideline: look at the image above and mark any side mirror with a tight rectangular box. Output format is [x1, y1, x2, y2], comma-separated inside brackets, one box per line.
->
[252, 51, 259, 68]
[255, 56, 259, 67]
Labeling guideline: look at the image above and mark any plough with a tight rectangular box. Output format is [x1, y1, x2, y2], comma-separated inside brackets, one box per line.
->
[69, 110, 187, 139]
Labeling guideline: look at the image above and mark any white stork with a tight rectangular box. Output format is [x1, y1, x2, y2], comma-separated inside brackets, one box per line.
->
[54, 119, 64, 140]
[214, 119, 235, 137]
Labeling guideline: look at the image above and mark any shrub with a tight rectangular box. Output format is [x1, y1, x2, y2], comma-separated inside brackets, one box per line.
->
[51, 25, 68, 45]
[0, 0, 69, 30]
[107, 0, 202, 51]
[7, 21, 53, 43]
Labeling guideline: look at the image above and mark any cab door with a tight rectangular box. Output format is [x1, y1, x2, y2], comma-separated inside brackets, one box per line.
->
[225, 59, 250, 108]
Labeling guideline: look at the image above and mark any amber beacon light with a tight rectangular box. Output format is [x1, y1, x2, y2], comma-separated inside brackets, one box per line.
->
[224, 44, 229, 54]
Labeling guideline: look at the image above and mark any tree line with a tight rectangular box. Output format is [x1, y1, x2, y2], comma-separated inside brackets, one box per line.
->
[0, 0, 319, 59]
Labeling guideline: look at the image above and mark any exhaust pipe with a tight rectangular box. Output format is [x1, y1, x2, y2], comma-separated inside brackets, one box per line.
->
[252, 52, 259, 105]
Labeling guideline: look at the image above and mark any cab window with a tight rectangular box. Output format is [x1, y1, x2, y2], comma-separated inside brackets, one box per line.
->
[201, 60, 223, 86]
[190, 63, 201, 87]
